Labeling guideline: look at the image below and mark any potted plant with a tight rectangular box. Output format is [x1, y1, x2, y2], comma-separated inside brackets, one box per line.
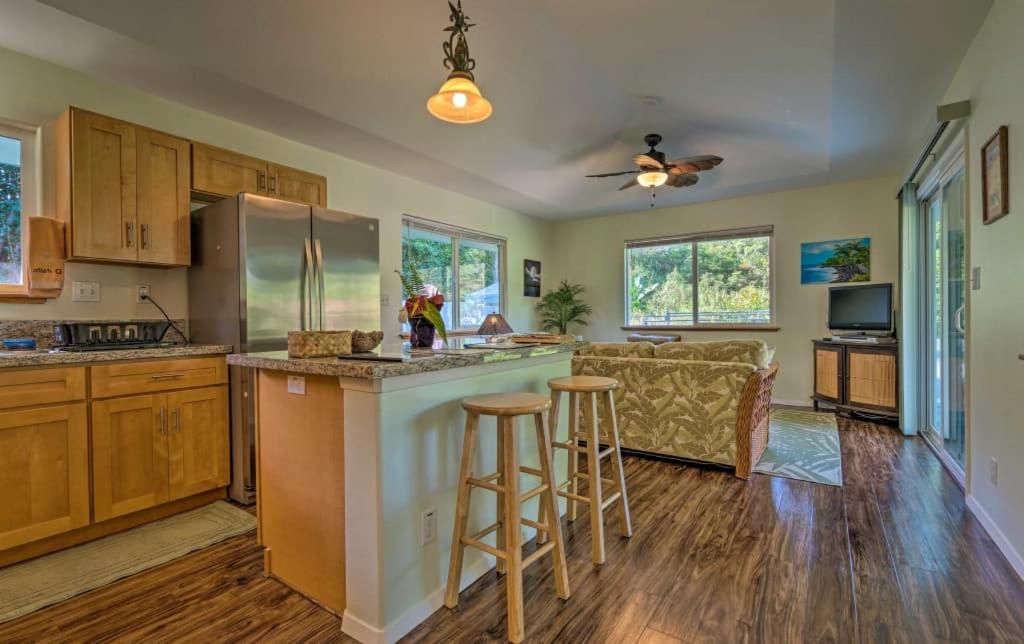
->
[397, 266, 448, 348]
[535, 280, 592, 335]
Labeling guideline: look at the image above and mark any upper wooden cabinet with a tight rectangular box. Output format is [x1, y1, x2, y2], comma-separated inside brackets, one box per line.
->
[268, 162, 327, 208]
[192, 143, 327, 208]
[56, 107, 190, 266]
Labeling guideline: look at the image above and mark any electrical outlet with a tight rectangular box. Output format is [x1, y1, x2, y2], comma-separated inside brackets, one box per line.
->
[421, 508, 437, 545]
[972, 266, 982, 290]
[990, 458, 998, 486]
[71, 281, 100, 302]
[136, 285, 150, 303]
[286, 375, 306, 395]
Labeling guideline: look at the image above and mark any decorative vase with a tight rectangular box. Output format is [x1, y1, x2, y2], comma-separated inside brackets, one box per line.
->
[409, 316, 436, 348]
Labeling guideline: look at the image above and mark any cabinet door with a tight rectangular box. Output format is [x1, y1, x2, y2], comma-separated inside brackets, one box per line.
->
[268, 162, 327, 207]
[192, 142, 267, 198]
[137, 128, 191, 265]
[92, 394, 169, 522]
[168, 386, 229, 500]
[813, 344, 843, 403]
[70, 109, 138, 261]
[0, 403, 89, 550]
[847, 348, 898, 411]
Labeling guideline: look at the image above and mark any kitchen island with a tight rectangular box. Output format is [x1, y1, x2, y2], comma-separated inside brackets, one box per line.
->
[227, 340, 583, 644]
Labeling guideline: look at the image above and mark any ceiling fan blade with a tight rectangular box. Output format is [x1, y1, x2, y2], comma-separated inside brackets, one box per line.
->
[666, 155, 723, 173]
[618, 177, 639, 190]
[667, 172, 699, 188]
[632, 153, 663, 169]
[586, 170, 641, 178]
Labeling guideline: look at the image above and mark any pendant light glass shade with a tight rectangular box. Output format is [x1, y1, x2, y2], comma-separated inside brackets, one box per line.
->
[427, 75, 493, 124]
[637, 170, 669, 187]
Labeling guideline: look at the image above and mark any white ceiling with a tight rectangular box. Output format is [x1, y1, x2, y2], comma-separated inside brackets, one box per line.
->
[0, 0, 992, 219]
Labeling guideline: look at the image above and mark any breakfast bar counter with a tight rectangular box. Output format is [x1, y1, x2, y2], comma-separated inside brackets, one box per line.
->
[228, 340, 583, 643]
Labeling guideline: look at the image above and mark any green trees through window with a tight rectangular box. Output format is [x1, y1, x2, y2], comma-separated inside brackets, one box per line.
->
[0, 134, 22, 286]
[627, 232, 772, 326]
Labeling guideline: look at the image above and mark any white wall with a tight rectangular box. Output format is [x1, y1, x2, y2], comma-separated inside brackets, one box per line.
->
[548, 176, 900, 404]
[0, 46, 551, 338]
[940, 0, 1024, 576]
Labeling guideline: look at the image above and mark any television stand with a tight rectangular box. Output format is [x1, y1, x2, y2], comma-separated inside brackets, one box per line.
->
[812, 339, 898, 419]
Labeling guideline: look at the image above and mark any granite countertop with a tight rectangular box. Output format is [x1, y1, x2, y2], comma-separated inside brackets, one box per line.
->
[0, 344, 234, 369]
[226, 339, 587, 380]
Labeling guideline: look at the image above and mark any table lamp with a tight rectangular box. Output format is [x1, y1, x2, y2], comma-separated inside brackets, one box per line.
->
[477, 312, 513, 343]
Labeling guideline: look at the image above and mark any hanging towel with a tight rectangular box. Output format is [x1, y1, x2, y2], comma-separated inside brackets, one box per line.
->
[28, 216, 65, 296]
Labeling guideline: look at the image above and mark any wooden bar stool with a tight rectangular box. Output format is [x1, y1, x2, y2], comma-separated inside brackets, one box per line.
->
[445, 392, 570, 643]
[538, 375, 632, 565]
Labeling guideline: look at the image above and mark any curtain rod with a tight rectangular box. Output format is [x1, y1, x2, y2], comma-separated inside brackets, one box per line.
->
[898, 100, 971, 195]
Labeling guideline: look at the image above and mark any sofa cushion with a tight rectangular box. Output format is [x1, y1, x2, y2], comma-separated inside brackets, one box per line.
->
[654, 340, 774, 368]
[578, 342, 655, 359]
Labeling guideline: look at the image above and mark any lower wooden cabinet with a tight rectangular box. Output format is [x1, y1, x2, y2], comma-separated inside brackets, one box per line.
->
[812, 340, 898, 416]
[92, 385, 229, 522]
[0, 403, 90, 550]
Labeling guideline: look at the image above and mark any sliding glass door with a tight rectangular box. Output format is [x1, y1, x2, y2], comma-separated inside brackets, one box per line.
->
[921, 167, 966, 472]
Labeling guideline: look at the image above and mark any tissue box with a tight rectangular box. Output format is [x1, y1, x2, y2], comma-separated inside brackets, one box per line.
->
[287, 331, 353, 358]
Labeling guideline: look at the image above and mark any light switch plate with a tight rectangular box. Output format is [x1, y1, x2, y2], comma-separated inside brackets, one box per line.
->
[287, 375, 306, 395]
[71, 281, 100, 302]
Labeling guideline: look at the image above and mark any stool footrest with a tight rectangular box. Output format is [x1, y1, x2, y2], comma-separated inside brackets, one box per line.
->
[468, 477, 506, 493]
[522, 541, 556, 569]
[468, 521, 502, 542]
[519, 465, 543, 478]
[521, 517, 548, 534]
[557, 489, 591, 504]
[552, 440, 586, 452]
[601, 491, 622, 510]
[461, 536, 507, 560]
[520, 483, 548, 503]
[598, 446, 614, 459]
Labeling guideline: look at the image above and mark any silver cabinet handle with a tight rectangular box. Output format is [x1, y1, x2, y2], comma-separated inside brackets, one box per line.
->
[159, 406, 166, 436]
[314, 238, 325, 331]
[140, 223, 149, 250]
[151, 373, 185, 380]
[270, 173, 277, 194]
[304, 238, 314, 331]
[172, 407, 180, 434]
[126, 221, 135, 248]
[258, 171, 266, 191]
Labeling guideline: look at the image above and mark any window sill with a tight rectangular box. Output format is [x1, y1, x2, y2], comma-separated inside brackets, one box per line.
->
[621, 325, 780, 332]
[0, 293, 49, 304]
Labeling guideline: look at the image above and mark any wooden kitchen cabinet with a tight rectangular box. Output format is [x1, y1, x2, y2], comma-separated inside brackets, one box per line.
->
[191, 142, 267, 199]
[91, 393, 170, 522]
[0, 403, 90, 550]
[268, 162, 327, 207]
[168, 386, 230, 500]
[137, 128, 191, 265]
[192, 142, 327, 207]
[56, 107, 191, 266]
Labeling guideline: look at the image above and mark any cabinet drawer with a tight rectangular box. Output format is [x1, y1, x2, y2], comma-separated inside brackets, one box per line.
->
[0, 367, 86, 410]
[90, 357, 227, 398]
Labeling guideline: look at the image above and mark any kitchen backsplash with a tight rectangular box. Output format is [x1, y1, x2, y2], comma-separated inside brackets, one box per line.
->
[0, 319, 189, 348]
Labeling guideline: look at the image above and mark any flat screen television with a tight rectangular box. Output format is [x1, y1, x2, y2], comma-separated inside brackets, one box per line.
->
[827, 283, 893, 331]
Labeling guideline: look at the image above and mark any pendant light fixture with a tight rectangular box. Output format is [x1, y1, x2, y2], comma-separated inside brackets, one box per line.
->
[636, 170, 669, 188]
[426, 0, 492, 124]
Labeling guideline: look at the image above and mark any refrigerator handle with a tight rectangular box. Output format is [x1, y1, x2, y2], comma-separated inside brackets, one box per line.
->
[314, 238, 325, 331]
[304, 238, 315, 331]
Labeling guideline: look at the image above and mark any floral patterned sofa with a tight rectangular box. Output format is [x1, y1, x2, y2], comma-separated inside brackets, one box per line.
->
[572, 340, 779, 478]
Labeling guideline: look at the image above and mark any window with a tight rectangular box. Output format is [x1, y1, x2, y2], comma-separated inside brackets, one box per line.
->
[625, 226, 774, 328]
[401, 216, 506, 331]
[0, 121, 38, 292]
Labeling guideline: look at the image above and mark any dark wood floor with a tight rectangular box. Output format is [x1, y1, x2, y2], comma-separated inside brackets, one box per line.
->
[2, 415, 1022, 643]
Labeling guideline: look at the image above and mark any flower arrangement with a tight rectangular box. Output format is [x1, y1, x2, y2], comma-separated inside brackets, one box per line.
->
[397, 265, 448, 347]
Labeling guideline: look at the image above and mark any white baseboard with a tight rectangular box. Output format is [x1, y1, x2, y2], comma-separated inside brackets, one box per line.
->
[341, 556, 494, 644]
[966, 495, 1024, 582]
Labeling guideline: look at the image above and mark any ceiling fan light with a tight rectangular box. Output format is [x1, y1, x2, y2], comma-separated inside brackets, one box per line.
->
[427, 76, 493, 124]
[637, 171, 668, 187]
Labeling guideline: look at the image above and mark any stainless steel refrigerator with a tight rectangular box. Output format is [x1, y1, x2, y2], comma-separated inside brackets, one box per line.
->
[189, 193, 380, 503]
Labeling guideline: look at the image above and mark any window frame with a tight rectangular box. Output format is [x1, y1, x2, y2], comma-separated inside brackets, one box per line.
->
[401, 215, 508, 332]
[622, 225, 777, 331]
[0, 120, 40, 297]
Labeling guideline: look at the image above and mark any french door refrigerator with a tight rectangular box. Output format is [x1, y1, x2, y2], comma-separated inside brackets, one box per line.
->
[189, 193, 380, 503]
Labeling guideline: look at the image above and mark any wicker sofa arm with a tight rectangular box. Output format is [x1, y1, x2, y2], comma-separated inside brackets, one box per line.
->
[734, 362, 780, 479]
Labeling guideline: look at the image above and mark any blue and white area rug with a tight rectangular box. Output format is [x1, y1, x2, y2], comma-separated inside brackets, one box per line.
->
[754, 409, 843, 486]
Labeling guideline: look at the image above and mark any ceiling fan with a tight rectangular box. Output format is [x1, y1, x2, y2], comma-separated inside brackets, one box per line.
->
[586, 133, 723, 190]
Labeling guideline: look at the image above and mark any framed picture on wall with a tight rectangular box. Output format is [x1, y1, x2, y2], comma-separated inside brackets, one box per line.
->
[800, 238, 871, 284]
[523, 259, 541, 297]
[982, 125, 1009, 224]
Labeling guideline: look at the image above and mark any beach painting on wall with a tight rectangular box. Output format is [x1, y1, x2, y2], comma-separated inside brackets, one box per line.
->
[801, 238, 871, 284]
